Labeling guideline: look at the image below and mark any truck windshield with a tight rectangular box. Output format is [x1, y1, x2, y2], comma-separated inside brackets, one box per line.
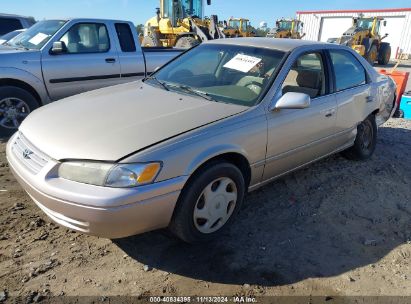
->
[357, 19, 373, 30]
[163, 0, 203, 20]
[148, 44, 285, 107]
[7, 20, 66, 50]
[278, 21, 292, 30]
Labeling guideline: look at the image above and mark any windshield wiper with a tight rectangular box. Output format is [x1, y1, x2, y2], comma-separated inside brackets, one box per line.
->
[173, 85, 217, 102]
[144, 75, 170, 91]
[13, 42, 30, 50]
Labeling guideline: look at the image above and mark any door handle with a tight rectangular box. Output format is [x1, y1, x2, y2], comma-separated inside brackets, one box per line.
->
[366, 96, 374, 103]
[105, 58, 116, 63]
[324, 108, 336, 118]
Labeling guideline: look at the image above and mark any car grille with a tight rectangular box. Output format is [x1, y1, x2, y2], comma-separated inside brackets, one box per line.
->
[11, 132, 50, 174]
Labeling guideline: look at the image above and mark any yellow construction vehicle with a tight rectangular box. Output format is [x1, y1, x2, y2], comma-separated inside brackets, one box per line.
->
[143, 0, 225, 48]
[338, 16, 391, 65]
[267, 19, 305, 39]
[223, 18, 255, 38]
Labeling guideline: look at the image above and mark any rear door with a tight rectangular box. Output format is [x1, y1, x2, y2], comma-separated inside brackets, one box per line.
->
[263, 50, 338, 181]
[328, 49, 372, 146]
[41, 22, 121, 101]
[114, 22, 146, 82]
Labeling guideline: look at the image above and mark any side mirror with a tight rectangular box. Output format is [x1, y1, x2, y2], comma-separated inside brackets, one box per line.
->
[207, 0, 211, 5]
[272, 92, 311, 110]
[383, 20, 387, 26]
[50, 41, 67, 54]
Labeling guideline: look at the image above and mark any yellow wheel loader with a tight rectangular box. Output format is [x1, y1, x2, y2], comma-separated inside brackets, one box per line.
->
[143, 0, 225, 48]
[223, 18, 255, 38]
[338, 16, 391, 65]
[267, 19, 305, 39]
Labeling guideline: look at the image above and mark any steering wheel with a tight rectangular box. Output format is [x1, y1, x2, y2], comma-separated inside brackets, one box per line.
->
[245, 81, 263, 95]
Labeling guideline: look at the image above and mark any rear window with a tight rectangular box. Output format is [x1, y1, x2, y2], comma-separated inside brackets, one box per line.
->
[115, 23, 136, 52]
[0, 17, 23, 36]
[330, 50, 367, 92]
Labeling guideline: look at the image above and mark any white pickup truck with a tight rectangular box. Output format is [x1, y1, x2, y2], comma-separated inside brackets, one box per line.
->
[0, 18, 182, 136]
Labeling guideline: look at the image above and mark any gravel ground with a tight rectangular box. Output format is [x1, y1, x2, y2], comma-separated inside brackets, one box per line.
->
[0, 118, 410, 301]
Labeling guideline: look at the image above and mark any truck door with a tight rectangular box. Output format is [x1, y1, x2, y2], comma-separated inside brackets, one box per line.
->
[114, 22, 146, 83]
[41, 22, 121, 101]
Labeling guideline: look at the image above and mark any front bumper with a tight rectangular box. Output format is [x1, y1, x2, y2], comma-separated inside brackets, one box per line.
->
[6, 133, 187, 239]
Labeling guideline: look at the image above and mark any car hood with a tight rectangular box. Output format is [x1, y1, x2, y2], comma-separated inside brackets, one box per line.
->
[20, 81, 248, 161]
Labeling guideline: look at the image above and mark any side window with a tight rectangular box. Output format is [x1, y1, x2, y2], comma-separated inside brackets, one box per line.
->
[59, 23, 110, 54]
[0, 18, 23, 36]
[330, 50, 366, 92]
[282, 52, 326, 99]
[115, 23, 136, 52]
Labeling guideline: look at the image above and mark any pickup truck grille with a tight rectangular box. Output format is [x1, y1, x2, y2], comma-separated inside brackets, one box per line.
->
[11, 132, 50, 174]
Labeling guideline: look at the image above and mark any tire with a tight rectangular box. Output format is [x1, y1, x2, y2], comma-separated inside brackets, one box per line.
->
[169, 161, 245, 243]
[341, 115, 377, 161]
[0, 86, 38, 138]
[366, 45, 378, 65]
[378, 43, 391, 65]
[175, 36, 200, 49]
[142, 34, 161, 47]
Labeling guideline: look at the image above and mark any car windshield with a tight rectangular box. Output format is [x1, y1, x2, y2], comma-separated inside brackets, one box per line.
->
[7, 20, 66, 50]
[147, 44, 285, 107]
[0, 30, 24, 42]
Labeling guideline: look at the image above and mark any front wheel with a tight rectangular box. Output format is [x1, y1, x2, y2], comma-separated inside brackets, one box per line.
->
[0, 86, 38, 138]
[366, 45, 378, 65]
[341, 115, 377, 161]
[169, 162, 245, 243]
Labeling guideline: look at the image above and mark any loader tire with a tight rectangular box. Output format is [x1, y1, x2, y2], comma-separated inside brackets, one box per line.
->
[142, 34, 161, 47]
[366, 45, 378, 65]
[378, 43, 391, 66]
[175, 36, 200, 49]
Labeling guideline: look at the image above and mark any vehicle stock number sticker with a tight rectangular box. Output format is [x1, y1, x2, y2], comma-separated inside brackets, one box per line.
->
[223, 54, 262, 73]
[28, 33, 49, 45]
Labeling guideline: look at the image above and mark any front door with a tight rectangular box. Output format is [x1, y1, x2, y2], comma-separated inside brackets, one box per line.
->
[263, 51, 338, 181]
[42, 22, 121, 101]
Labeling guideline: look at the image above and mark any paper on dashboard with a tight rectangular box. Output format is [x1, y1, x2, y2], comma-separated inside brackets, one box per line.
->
[28, 33, 49, 45]
[223, 54, 262, 73]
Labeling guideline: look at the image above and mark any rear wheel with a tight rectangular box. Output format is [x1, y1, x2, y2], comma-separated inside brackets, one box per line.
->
[142, 34, 161, 47]
[341, 115, 377, 161]
[378, 43, 391, 65]
[0, 86, 38, 138]
[175, 36, 200, 49]
[169, 161, 245, 243]
[366, 45, 378, 65]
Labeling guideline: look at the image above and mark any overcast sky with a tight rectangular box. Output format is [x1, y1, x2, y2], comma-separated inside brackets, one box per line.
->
[3, 0, 411, 28]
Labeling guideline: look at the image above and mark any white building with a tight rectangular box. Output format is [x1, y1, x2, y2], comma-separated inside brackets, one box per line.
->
[296, 8, 411, 59]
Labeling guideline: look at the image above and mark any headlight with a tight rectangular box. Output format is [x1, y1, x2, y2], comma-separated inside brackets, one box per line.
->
[57, 161, 162, 188]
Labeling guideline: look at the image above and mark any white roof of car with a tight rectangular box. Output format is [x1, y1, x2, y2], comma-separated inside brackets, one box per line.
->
[206, 37, 328, 52]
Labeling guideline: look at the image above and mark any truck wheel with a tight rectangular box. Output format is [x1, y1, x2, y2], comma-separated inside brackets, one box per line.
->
[378, 43, 391, 65]
[175, 36, 200, 49]
[142, 34, 161, 47]
[341, 115, 377, 161]
[0, 86, 38, 138]
[366, 45, 378, 65]
[169, 161, 245, 243]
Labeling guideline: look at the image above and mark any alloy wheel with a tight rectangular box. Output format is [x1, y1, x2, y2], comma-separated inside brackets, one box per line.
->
[0, 97, 30, 129]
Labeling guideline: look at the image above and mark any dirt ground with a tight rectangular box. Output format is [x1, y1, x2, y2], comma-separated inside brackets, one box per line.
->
[0, 118, 410, 302]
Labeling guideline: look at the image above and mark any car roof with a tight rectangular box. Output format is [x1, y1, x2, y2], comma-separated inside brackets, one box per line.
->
[205, 37, 329, 52]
